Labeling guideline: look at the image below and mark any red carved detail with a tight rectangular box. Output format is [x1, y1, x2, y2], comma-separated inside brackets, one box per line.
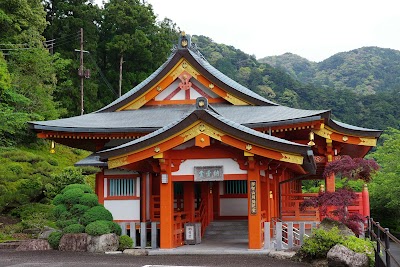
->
[178, 72, 192, 91]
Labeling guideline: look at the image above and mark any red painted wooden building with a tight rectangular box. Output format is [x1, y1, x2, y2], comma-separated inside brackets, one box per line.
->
[29, 33, 381, 249]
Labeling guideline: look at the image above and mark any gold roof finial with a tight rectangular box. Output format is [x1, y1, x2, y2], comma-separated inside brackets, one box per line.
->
[181, 31, 186, 36]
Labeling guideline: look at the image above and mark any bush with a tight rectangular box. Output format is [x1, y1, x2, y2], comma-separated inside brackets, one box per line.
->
[81, 206, 113, 226]
[48, 231, 63, 249]
[85, 220, 111, 236]
[11, 203, 54, 221]
[298, 227, 344, 259]
[62, 188, 84, 205]
[69, 204, 90, 217]
[63, 223, 85, 234]
[107, 221, 122, 236]
[56, 219, 78, 229]
[118, 235, 133, 250]
[52, 194, 64, 206]
[62, 183, 93, 194]
[342, 236, 375, 266]
[78, 194, 98, 207]
[52, 204, 68, 218]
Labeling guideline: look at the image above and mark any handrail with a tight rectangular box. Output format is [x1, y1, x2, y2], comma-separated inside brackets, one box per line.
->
[367, 216, 400, 267]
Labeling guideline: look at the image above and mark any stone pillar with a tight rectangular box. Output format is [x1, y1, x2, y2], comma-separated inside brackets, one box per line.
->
[247, 157, 262, 249]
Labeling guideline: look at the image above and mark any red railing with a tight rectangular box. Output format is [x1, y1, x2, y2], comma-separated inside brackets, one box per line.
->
[150, 195, 160, 221]
[173, 211, 189, 247]
[194, 198, 207, 236]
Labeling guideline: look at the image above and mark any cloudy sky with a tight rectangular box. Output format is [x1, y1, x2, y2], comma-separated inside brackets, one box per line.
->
[97, 0, 400, 62]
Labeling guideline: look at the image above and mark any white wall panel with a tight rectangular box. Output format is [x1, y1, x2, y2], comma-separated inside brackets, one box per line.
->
[173, 158, 247, 175]
[104, 200, 140, 221]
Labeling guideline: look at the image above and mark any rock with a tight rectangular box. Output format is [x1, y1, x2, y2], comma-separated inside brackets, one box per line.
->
[327, 244, 369, 267]
[320, 218, 355, 237]
[87, 233, 119, 253]
[16, 239, 52, 251]
[123, 249, 148, 256]
[269, 250, 296, 260]
[59, 233, 89, 252]
[39, 227, 58, 239]
[311, 259, 329, 267]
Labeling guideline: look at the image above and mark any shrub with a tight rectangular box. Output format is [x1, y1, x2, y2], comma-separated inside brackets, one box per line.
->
[62, 184, 93, 194]
[85, 220, 111, 236]
[107, 221, 122, 236]
[48, 231, 63, 249]
[118, 235, 133, 250]
[62, 188, 84, 205]
[56, 219, 78, 229]
[342, 236, 374, 266]
[81, 206, 113, 226]
[63, 223, 85, 234]
[52, 204, 68, 218]
[11, 203, 54, 221]
[52, 194, 64, 206]
[78, 194, 98, 207]
[69, 204, 90, 217]
[298, 227, 344, 259]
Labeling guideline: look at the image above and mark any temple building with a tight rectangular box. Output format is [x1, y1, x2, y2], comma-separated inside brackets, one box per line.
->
[29, 33, 382, 249]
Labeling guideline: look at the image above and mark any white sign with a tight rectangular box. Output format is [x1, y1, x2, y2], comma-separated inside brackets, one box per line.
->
[185, 225, 195, 240]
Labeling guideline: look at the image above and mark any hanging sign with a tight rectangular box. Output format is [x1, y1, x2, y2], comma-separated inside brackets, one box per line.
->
[250, 180, 257, 215]
[194, 166, 223, 181]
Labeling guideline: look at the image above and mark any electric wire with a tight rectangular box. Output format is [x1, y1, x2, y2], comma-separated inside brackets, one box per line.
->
[87, 53, 118, 98]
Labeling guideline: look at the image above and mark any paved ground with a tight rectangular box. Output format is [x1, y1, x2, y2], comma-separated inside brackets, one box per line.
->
[0, 250, 310, 267]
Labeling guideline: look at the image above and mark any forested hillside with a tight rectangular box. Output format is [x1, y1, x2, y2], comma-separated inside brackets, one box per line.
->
[259, 47, 400, 95]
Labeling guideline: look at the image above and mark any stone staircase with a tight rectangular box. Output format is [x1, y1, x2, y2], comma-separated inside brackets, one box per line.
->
[203, 220, 248, 242]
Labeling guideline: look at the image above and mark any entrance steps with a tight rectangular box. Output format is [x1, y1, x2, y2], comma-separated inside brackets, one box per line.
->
[203, 220, 248, 241]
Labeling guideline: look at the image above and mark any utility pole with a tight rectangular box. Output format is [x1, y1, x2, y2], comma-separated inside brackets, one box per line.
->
[119, 54, 124, 97]
[80, 28, 84, 115]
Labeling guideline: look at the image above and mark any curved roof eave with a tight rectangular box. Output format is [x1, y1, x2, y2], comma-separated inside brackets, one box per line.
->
[327, 119, 383, 138]
[98, 108, 313, 167]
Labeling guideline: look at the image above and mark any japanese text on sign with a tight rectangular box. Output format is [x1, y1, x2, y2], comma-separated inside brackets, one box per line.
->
[250, 180, 257, 215]
[194, 166, 223, 181]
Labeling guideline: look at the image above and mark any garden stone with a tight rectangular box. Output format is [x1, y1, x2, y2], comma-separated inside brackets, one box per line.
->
[39, 227, 58, 239]
[320, 218, 355, 237]
[59, 233, 89, 252]
[327, 244, 369, 267]
[16, 239, 52, 251]
[87, 233, 119, 253]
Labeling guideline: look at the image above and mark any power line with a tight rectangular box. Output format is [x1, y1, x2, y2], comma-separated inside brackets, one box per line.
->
[87, 52, 119, 98]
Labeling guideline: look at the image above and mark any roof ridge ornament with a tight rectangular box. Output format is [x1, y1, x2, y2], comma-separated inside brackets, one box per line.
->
[196, 97, 208, 110]
[178, 31, 191, 49]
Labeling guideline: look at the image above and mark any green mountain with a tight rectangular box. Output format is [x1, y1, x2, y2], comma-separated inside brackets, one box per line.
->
[259, 47, 400, 95]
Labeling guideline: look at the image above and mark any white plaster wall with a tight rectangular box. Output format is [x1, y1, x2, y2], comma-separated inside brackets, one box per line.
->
[171, 89, 186, 100]
[220, 198, 248, 216]
[155, 80, 180, 100]
[104, 200, 140, 221]
[172, 158, 247, 175]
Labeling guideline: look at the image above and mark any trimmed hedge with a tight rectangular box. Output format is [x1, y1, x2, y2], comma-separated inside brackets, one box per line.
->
[62, 184, 94, 194]
[81, 206, 113, 226]
[70, 204, 89, 216]
[107, 221, 122, 236]
[56, 218, 78, 229]
[78, 194, 98, 207]
[62, 188, 84, 205]
[118, 235, 133, 250]
[85, 220, 111, 236]
[48, 231, 63, 249]
[63, 223, 85, 234]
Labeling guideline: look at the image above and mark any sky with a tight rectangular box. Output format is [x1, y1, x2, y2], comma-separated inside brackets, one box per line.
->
[96, 0, 400, 62]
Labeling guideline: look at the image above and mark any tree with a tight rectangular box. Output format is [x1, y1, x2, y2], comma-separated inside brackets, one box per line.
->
[369, 128, 400, 232]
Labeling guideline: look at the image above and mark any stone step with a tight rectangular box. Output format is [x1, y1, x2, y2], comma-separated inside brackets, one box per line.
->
[0, 241, 26, 249]
[203, 221, 249, 241]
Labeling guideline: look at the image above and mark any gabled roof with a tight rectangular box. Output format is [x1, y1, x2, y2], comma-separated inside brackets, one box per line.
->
[98, 98, 316, 173]
[96, 47, 277, 113]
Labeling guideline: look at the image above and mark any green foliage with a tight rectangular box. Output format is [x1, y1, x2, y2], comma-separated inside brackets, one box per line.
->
[107, 221, 122, 236]
[299, 227, 344, 259]
[299, 227, 374, 266]
[369, 128, 400, 233]
[342, 236, 374, 265]
[48, 231, 63, 250]
[78, 194, 99, 207]
[62, 183, 94, 194]
[63, 223, 85, 234]
[69, 204, 90, 217]
[81, 206, 113, 226]
[118, 235, 133, 250]
[46, 167, 86, 199]
[56, 219, 78, 229]
[11, 203, 54, 221]
[61, 188, 85, 206]
[85, 220, 111, 236]
[52, 204, 68, 218]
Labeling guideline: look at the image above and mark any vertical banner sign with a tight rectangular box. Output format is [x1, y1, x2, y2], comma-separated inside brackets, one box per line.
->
[250, 180, 257, 215]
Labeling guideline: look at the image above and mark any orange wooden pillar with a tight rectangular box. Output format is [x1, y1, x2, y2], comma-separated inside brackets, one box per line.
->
[159, 159, 174, 249]
[325, 139, 335, 192]
[247, 157, 262, 249]
[183, 182, 195, 222]
[96, 170, 104, 204]
[362, 184, 370, 218]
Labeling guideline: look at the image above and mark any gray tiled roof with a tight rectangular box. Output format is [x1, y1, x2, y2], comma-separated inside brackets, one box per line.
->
[188, 49, 277, 106]
[28, 105, 328, 133]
